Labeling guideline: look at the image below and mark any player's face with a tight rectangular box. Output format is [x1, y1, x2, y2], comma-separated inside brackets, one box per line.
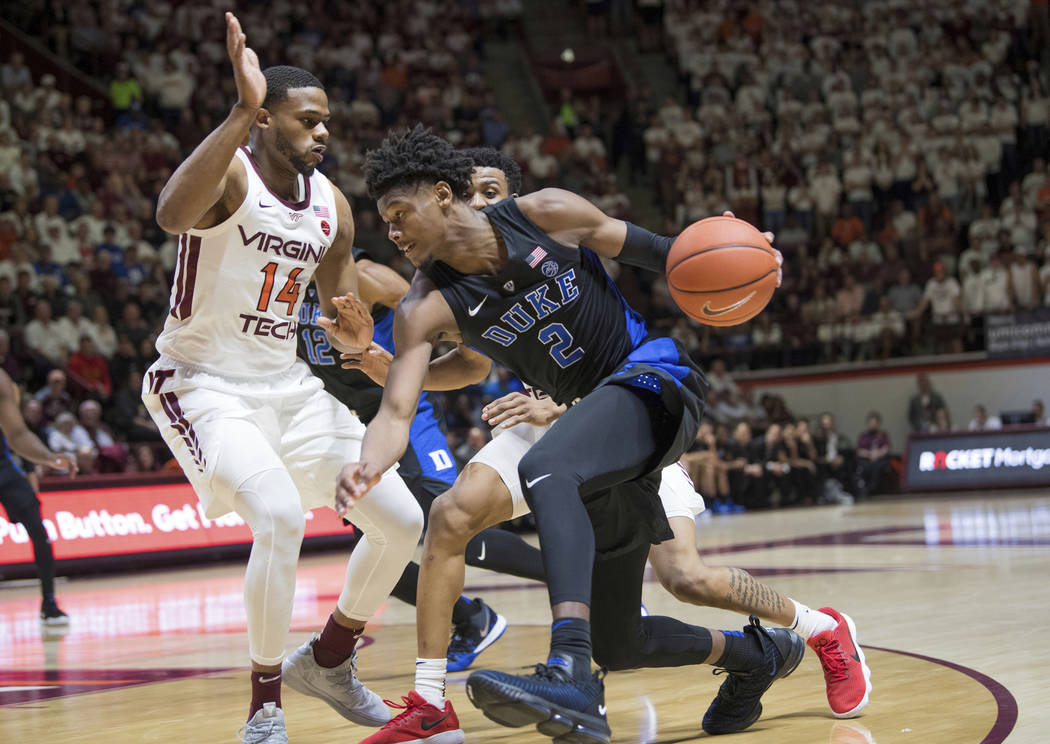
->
[467, 167, 511, 210]
[377, 184, 447, 269]
[267, 87, 330, 177]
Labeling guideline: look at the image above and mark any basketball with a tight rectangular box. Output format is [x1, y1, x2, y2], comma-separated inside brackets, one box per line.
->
[665, 216, 779, 327]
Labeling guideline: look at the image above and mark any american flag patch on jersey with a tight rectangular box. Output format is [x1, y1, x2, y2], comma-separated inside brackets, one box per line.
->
[312, 205, 330, 218]
[526, 246, 547, 267]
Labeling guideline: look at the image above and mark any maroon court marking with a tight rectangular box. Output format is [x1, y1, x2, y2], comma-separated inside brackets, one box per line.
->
[868, 645, 1018, 744]
[0, 667, 232, 706]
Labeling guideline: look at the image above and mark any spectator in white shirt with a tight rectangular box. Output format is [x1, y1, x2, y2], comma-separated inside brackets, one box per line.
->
[811, 162, 843, 239]
[24, 300, 68, 365]
[979, 253, 1013, 314]
[962, 258, 986, 316]
[913, 261, 963, 352]
[47, 412, 96, 474]
[968, 405, 1002, 431]
[1008, 252, 1041, 310]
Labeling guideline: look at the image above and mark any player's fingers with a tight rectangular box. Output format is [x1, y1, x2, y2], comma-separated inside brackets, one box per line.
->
[722, 210, 736, 219]
[763, 231, 776, 245]
[773, 248, 783, 265]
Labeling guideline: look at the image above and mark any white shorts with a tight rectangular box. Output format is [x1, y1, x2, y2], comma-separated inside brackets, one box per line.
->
[143, 356, 380, 518]
[469, 422, 705, 520]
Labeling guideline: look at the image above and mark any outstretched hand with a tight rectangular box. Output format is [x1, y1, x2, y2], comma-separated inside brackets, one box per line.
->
[482, 392, 566, 430]
[48, 453, 78, 475]
[340, 342, 393, 385]
[318, 293, 374, 354]
[723, 210, 783, 287]
[226, 12, 266, 111]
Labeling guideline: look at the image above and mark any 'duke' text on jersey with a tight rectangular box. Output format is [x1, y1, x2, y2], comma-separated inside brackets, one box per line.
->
[480, 269, 580, 348]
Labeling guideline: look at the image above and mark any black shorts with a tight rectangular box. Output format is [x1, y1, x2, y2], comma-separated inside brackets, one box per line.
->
[0, 463, 40, 524]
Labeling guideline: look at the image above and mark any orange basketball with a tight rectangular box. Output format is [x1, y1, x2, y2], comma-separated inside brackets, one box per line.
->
[665, 215, 779, 327]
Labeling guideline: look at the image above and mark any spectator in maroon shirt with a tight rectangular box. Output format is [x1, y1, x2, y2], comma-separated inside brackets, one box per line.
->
[67, 335, 112, 398]
[856, 411, 891, 498]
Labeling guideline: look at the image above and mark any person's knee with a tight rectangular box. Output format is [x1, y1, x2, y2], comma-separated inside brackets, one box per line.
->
[428, 484, 489, 551]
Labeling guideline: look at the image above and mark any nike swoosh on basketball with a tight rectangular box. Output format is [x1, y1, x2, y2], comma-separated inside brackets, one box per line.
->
[701, 290, 757, 317]
[420, 712, 450, 731]
[477, 541, 486, 561]
[468, 296, 488, 316]
[525, 473, 552, 488]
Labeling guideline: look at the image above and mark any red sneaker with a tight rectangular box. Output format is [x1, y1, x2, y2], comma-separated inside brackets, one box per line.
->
[357, 691, 464, 744]
[807, 608, 872, 718]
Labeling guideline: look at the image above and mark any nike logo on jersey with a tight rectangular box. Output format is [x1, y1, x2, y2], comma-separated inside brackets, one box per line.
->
[598, 705, 607, 716]
[525, 473, 552, 488]
[701, 291, 757, 317]
[477, 541, 486, 561]
[468, 296, 488, 316]
[420, 712, 450, 730]
[258, 200, 275, 208]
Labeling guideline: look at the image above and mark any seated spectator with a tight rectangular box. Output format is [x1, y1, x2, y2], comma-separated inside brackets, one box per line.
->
[34, 368, 72, 424]
[95, 225, 125, 266]
[679, 420, 728, 505]
[0, 328, 21, 379]
[705, 357, 740, 399]
[116, 302, 150, 347]
[55, 300, 94, 354]
[107, 368, 161, 442]
[68, 335, 112, 398]
[23, 299, 67, 366]
[968, 405, 1002, 431]
[78, 399, 127, 472]
[454, 426, 488, 466]
[855, 411, 891, 498]
[1032, 399, 1049, 426]
[46, 411, 94, 474]
[128, 442, 161, 473]
[781, 421, 820, 506]
[755, 422, 791, 508]
[722, 421, 759, 513]
[89, 304, 118, 358]
[813, 412, 854, 503]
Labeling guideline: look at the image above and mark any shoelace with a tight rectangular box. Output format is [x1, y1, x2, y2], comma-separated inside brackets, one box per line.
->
[812, 638, 850, 683]
[379, 696, 426, 729]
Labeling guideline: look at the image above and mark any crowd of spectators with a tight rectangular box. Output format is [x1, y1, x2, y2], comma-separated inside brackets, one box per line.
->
[584, 0, 1050, 367]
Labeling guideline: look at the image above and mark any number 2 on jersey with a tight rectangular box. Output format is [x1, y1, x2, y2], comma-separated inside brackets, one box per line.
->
[257, 262, 304, 314]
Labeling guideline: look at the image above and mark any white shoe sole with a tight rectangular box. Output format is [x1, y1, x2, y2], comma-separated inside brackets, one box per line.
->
[399, 730, 465, 744]
[473, 613, 508, 657]
[833, 612, 872, 718]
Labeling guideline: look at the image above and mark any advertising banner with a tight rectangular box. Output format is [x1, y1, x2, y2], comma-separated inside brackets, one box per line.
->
[0, 481, 351, 568]
[986, 309, 1050, 358]
[905, 427, 1050, 491]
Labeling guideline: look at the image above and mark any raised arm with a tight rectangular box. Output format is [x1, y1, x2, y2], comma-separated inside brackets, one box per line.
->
[341, 342, 490, 391]
[155, 13, 263, 234]
[0, 371, 76, 474]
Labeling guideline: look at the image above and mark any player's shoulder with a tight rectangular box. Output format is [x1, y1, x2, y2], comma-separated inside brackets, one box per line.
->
[397, 271, 455, 336]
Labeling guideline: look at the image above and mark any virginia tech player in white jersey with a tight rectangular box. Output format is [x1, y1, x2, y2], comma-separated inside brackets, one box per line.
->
[140, 15, 425, 741]
[156, 146, 337, 377]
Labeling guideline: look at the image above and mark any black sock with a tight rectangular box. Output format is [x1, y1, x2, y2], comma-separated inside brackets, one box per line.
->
[715, 629, 767, 671]
[549, 617, 592, 678]
[451, 595, 478, 628]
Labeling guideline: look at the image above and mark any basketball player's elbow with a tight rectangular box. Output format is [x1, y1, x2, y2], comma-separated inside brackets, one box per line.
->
[155, 197, 190, 235]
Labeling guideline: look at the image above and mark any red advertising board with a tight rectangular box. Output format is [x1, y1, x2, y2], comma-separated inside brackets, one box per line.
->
[0, 480, 352, 567]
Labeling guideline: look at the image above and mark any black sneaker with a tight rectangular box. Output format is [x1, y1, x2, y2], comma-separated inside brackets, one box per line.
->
[40, 599, 70, 626]
[466, 658, 610, 744]
[702, 616, 805, 735]
[447, 598, 507, 672]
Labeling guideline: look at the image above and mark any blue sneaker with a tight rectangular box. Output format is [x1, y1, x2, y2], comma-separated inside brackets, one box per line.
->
[466, 658, 610, 744]
[447, 598, 507, 672]
[701, 616, 805, 735]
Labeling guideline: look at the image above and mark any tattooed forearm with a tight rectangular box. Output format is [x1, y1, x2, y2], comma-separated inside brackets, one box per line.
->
[723, 567, 787, 618]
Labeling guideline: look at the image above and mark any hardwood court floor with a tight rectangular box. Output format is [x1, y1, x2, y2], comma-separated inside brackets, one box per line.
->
[2, 492, 1046, 743]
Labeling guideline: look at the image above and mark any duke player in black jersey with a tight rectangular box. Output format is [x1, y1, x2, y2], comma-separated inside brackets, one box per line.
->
[337, 127, 805, 744]
[0, 369, 77, 624]
[297, 250, 546, 669]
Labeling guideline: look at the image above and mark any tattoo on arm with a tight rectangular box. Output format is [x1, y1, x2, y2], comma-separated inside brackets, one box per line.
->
[723, 567, 787, 618]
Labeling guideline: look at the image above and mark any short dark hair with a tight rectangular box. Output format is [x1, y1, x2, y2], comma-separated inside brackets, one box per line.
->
[262, 65, 324, 110]
[460, 147, 522, 194]
[365, 124, 474, 200]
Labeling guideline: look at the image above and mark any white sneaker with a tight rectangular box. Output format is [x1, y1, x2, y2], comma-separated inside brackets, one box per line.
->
[238, 702, 288, 744]
[282, 635, 391, 727]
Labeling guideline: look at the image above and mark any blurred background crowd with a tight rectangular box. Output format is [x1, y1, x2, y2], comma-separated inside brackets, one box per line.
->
[0, 0, 1047, 507]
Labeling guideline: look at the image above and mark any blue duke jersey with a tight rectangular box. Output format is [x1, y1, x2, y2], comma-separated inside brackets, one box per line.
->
[297, 283, 457, 490]
[423, 198, 708, 470]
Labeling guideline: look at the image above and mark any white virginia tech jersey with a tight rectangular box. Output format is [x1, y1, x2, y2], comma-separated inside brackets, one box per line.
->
[156, 146, 337, 377]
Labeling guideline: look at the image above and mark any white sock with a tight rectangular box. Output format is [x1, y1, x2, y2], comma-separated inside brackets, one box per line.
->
[414, 658, 447, 708]
[789, 600, 837, 640]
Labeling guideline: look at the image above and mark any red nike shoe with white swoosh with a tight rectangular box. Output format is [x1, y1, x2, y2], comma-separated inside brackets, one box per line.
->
[357, 691, 464, 744]
[807, 608, 872, 718]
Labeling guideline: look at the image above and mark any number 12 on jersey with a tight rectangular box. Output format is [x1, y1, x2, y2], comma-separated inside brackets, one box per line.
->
[257, 262, 304, 315]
